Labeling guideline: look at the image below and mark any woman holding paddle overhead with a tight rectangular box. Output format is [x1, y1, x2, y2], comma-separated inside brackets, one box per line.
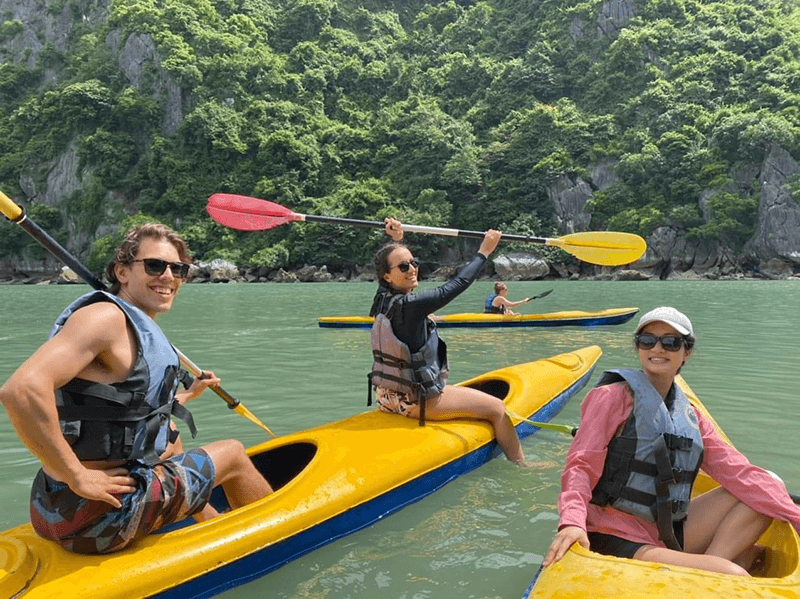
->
[485, 282, 531, 315]
[369, 218, 526, 463]
[542, 307, 800, 575]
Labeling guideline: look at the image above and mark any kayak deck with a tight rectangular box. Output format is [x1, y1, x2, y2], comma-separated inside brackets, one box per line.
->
[524, 375, 800, 599]
[0, 346, 602, 599]
[318, 307, 639, 329]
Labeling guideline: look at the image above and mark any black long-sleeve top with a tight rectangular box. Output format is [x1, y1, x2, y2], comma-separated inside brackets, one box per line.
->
[369, 253, 487, 352]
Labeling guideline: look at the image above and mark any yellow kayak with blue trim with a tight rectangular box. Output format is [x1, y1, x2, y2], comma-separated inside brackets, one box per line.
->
[523, 375, 800, 599]
[0, 346, 602, 599]
[319, 307, 639, 329]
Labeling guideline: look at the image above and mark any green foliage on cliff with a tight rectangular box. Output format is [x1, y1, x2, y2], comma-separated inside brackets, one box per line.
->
[0, 0, 799, 269]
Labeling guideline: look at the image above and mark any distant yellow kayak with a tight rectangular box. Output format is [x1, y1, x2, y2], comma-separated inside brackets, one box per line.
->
[319, 307, 639, 329]
[523, 375, 800, 599]
[0, 346, 602, 599]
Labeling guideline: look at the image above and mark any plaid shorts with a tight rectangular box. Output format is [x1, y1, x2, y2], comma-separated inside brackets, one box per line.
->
[29, 448, 215, 554]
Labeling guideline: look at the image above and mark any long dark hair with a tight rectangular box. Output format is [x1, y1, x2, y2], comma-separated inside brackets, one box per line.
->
[104, 223, 192, 294]
[370, 241, 407, 316]
[373, 241, 407, 289]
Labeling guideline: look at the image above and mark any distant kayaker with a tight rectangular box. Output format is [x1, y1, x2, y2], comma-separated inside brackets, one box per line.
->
[485, 282, 531, 315]
[542, 306, 800, 575]
[368, 217, 527, 463]
[0, 223, 273, 554]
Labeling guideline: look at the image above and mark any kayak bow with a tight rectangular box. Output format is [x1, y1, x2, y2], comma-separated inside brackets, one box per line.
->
[0, 346, 601, 599]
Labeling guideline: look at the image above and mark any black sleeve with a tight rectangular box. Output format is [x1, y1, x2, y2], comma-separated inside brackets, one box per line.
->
[402, 253, 487, 321]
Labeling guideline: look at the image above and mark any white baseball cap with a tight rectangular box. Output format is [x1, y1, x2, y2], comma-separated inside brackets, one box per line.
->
[635, 306, 693, 336]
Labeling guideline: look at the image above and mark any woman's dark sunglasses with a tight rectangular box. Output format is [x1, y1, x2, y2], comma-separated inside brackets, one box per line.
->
[634, 334, 687, 352]
[392, 258, 420, 273]
[133, 258, 191, 279]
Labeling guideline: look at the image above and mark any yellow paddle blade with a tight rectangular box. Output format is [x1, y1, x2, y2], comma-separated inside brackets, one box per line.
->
[547, 231, 647, 266]
[0, 191, 23, 220]
[234, 404, 276, 437]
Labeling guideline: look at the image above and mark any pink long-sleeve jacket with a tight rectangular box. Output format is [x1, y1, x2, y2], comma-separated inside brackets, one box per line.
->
[558, 382, 800, 546]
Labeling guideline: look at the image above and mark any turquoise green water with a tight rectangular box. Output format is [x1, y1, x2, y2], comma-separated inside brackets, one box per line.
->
[0, 280, 798, 598]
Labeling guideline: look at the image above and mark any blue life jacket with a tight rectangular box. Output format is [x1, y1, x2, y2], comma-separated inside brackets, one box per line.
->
[51, 290, 197, 465]
[484, 293, 504, 314]
[369, 292, 449, 425]
[589, 369, 704, 550]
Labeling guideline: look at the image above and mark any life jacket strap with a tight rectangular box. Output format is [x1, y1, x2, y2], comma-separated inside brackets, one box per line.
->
[653, 435, 684, 550]
[372, 350, 426, 370]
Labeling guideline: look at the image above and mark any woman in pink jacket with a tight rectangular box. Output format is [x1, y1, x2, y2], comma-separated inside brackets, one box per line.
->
[543, 306, 800, 575]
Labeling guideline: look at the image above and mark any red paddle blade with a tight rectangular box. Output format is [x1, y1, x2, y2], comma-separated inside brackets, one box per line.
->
[206, 193, 302, 231]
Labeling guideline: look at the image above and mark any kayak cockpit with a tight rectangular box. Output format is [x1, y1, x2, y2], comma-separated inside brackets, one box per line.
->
[465, 378, 510, 400]
[157, 441, 317, 533]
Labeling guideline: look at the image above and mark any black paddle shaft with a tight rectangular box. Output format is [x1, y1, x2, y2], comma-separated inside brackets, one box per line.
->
[302, 214, 550, 244]
[11, 211, 106, 289]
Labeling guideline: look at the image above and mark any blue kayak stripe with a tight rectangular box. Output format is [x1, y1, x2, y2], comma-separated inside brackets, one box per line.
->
[319, 311, 637, 329]
[154, 366, 595, 599]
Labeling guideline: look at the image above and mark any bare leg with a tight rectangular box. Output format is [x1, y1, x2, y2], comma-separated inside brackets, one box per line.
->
[633, 487, 771, 576]
[685, 487, 771, 566]
[193, 502, 220, 522]
[421, 385, 525, 462]
[202, 439, 273, 510]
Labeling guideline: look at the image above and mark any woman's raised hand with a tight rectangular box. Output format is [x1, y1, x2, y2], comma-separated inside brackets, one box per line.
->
[478, 229, 502, 258]
[384, 217, 404, 242]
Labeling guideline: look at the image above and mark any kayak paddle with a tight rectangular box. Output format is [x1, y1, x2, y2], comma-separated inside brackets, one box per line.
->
[506, 409, 578, 437]
[0, 191, 276, 438]
[527, 289, 554, 302]
[206, 193, 647, 266]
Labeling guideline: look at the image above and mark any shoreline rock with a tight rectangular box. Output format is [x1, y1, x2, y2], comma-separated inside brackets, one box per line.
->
[0, 253, 794, 286]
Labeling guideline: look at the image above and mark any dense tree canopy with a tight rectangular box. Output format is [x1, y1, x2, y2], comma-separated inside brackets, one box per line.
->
[0, 0, 798, 270]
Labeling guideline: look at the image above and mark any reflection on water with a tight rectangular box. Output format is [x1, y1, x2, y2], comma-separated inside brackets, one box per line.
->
[0, 280, 798, 598]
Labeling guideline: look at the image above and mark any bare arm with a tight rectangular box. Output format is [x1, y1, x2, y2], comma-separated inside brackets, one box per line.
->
[0, 302, 137, 506]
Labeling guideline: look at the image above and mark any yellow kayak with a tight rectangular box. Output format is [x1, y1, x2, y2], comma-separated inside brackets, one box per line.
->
[524, 375, 800, 599]
[318, 307, 639, 329]
[0, 346, 602, 599]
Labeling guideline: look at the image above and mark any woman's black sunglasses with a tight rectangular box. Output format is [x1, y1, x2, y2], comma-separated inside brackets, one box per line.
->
[392, 258, 420, 273]
[634, 334, 688, 352]
[133, 258, 191, 279]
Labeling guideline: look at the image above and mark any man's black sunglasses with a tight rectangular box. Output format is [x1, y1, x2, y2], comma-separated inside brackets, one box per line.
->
[392, 258, 420, 273]
[634, 334, 689, 352]
[133, 258, 191, 279]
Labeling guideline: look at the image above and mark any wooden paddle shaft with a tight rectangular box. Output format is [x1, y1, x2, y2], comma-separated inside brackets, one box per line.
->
[299, 213, 549, 243]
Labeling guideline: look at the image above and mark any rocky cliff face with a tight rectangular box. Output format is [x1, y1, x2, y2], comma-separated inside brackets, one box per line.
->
[550, 146, 800, 278]
[1, 0, 799, 279]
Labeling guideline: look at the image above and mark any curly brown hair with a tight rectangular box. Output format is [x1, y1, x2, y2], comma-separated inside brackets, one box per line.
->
[104, 223, 192, 294]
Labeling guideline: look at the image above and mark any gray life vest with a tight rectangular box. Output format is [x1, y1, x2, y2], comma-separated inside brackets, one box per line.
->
[51, 290, 197, 465]
[369, 293, 449, 424]
[590, 368, 704, 550]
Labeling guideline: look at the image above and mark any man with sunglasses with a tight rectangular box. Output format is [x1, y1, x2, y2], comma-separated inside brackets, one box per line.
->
[0, 223, 272, 554]
[543, 306, 800, 575]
